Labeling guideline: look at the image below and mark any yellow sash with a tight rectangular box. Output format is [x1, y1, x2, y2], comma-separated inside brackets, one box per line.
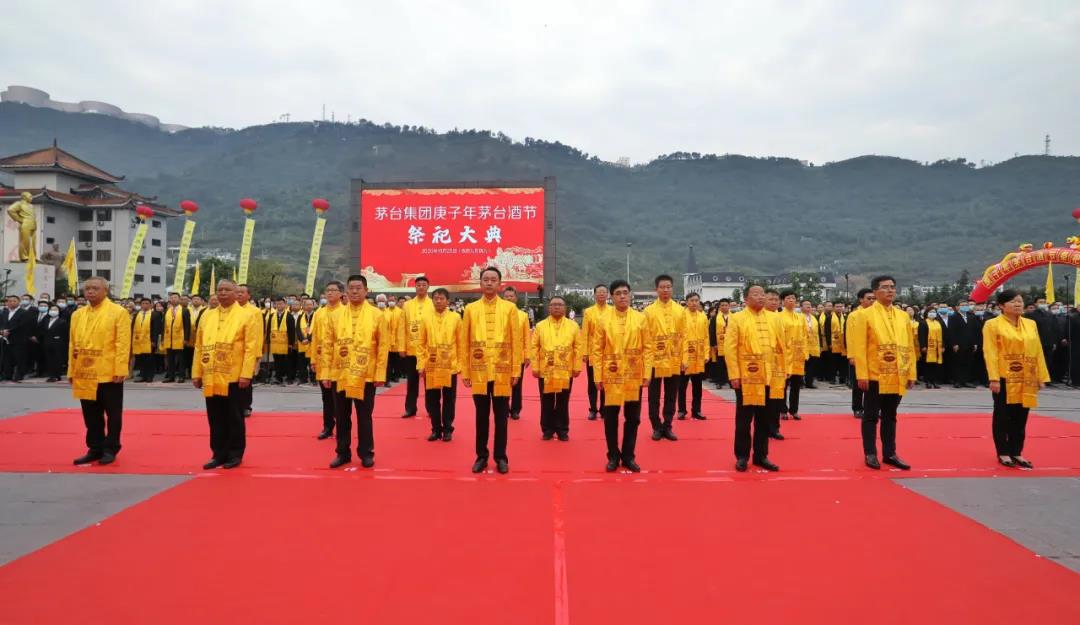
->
[199, 306, 247, 397]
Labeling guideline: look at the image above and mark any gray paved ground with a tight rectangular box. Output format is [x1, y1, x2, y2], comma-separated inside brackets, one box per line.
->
[0, 472, 189, 564]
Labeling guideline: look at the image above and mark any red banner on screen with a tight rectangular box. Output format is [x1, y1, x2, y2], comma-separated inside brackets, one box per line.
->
[360, 187, 545, 293]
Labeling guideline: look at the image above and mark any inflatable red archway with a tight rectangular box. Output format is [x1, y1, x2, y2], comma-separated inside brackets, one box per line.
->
[970, 244, 1080, 302]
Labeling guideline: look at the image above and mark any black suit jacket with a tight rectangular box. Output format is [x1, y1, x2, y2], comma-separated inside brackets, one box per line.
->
[949, 312, 980, 350]
[1, 307, 35, 344]
[42, 316, 69, 348]
[1024, 309, 1055, 350]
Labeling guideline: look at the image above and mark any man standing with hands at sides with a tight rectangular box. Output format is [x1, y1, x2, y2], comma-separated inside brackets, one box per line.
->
[532, 296, 583, 441]
[417, 287, 462, 442]
[69, 277, 131, 466]
[847, 276, 916, 471]
[268, 297, 295, 385]
[581, 284, 613, 420]
[847, 289, 876, 418]
[192, 280, 259, 470]
[502, 286, 532, 420]
[801, 300, 821, 389]
[311, 281, 344, 439]
[401, 276, 434, 418]
[326, 275, 389, 469]
[678, 292, 709, 420]
[710, 298, 732, 387]
[779, 291, 808, 421]
[235, 284, 264, 418]
[644, 274, 686, 441]
[594, 280, 649, 472]
[162, 292, 190, 383]
[460, 267, 522, 474]
[383, 294, 405, 383]
[725, 285, 783, 472]
[131, 298, 159, 382]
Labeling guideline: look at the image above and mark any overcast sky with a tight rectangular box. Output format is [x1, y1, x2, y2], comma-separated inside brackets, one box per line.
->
[2, 0, 1077, 164]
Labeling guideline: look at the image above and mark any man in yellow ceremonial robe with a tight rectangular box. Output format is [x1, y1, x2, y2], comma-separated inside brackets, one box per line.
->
[581, 284, 613, 420]
[460, 267, 522, 474]
[779, 291, 809, 421]
[918, 310, 945, 388]
[400, 276, 435, 418]
[801, 300, 821, 389]
[763, 289, 789, 439]
[593, 279, 649, 473]
[162, 292, 191, 383]
[267, 297, 295, 384]
[848, 276, 916, 471]
[236, 284, 264, 417]
[326, 275, 389, 469]
[502, 285, 532, 420]
[192, 279, 260, 470]
[725, 285, 783, 472]
[847, 289, 876, 418]
[312, 281, 344, 439]
[678, 292, 709, 420]
[532, 296, 583, 441]
[644, 274, 686, 442]
[131, 298, 160, 382]
[417, 287, 462, 442]
[69, 277, 131, 466]
[384, 296, 406, 383]
[710, 298, 732, 387]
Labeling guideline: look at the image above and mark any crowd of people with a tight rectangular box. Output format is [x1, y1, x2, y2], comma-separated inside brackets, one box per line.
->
[1, 270, 1074, 474]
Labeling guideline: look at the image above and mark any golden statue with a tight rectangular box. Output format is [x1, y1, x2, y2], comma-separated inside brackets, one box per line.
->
[7, 192, 37, 262]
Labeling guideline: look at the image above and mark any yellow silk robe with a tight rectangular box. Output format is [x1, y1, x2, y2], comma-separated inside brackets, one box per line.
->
[192, 303, 261, 398]
[682, 310, 709, 375]
[982, 315, 1050, 408]
[780, 309, 809, 376]
[417, 309, 462, 389]
[765, 311, 787, 398]
[643, 299, 686, 379]
[582, 303, 614, 365]
[67, 299, 131, 400]
[458, 296, 523, 396]
[714, 313, 731, 361]
[297, 312, 313, 356]
[243, 303, 266, 378]
[164, 306, 187, 350]
[514, 308, 532, 364]
[403, 296, 435, 357]
[186, 306, 205, 348]
[326, 302, 390, 399]
[592, 308, 650, 407]
[268, 312, 291, 355]
[131, 310, 153, 355]
[311, 303, 340, 381]
[724, 308, 784, 406]
[923, 318, 944, 364]
[847, 302, 917, 395]
[531, 317, 583, 393]
[385, 306, 406, 353]
[804, 313, 821, 358]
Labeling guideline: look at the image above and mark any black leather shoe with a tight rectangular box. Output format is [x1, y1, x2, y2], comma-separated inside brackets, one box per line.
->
[997, 456, 1016, 468]
[223, 458, 242, 469]
[662, 429, 678, 442]
[677, 411, 688, 420]
[587, 411, 598, 421]
[202, 458, 225, 470]
[854, 410, 863, 419]
[472, 458, 488, 473]
[401, 412, 416, 418]
[360, 456, 375, 468]
[651, 430, 663, 441]
[865, 454, 881, 470]
[73, 452, 102, 465]
[329, 454, 351, 469]
[753, 458, 780, 472]
[791, 413, 801, 421]
[780, 413, 790, 421]
[427, 432, 441, 442]
[510, 412, 521, 420]
[98, 452, 116, 466]
[495, 459, 509, 474]
[770, 432, 785, 440]
[883, 455, 911, 470]
[317, 429, 333, 440]
[691, 413, 706, 420]
[1012, 456, 1034, 469]
[557, 433, 569, 442]
[47, 377, 60, 383]
[442, 432, 452, 442]
[606, 459, 619, 472]
[542, 432, 554, 440]
[622, 459, 641, 473]
[735, 458, 749, 472]
[243, 409, 252, 418]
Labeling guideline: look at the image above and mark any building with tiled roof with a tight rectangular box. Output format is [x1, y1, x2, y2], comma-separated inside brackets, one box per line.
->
[681, 246, 840, 301]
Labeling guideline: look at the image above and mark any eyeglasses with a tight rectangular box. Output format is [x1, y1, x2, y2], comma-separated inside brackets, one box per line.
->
[876, 284, 897, 291]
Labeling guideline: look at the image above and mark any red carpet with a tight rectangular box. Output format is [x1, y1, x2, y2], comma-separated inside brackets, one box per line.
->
[2, 379, 1080, 624]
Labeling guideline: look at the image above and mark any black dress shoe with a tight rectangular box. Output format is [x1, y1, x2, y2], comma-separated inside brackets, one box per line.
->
[791, 413, 801, 421]
[360, 456, 375, 468]
[677, 411, 688, 420]
[854, 410, 863, 419]
[401, 412, 416, 418]
[883, 455, 911, 470]
[243, 409, 252, 418]
[317, 429, 333, 440]
[769, 432, 785, 440]
[1011, 456, 1034, 469]
[997, 456, 1016, 468]
[542, 432, 554, 441]
[47, 377, 60, 383]
[606, 459, 619, 472]
[472, 458, 488, 473]
[622, 459, 641, 473]
[735, 458, 749, 472]
[427, 432, 441, 442]
[202, 458, 225, 470]
[753, 458, 780, 472]
[662, 429, 678, 442]
[510, 412, 521, 420]
[557, 432, 569, 442]
[223, 458, 242, 469]
[495, 459, 509, 474]
[73, 452, 102, 465]
[651, 430, 663, 441]
[441, 432, 452, 442]
[98, 452, 116, 466]
[162, 377, 175, 383]
[781, 413, 790, 421]
[587, 411, 598, 421]
[329, 454, 351, 469]
[691, 413, 706, 420]
[865, 455, 881, 470]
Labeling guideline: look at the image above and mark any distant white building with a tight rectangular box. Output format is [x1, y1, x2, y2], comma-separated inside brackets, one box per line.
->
[681, 245, 839, 301]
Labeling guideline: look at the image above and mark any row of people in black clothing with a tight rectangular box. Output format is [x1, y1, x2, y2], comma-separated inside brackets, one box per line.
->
[0, 294, 73, 382]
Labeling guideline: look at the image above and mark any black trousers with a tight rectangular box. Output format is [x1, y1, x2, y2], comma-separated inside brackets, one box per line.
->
[319, 381, 337, 432]
[786, 375, 802, 415]
[851, 376, 864, 412]
[425, 375, 457, 435]
[924, 362, 943, 385]
[835, 353, 848, 384]
[81, 382, 124, 455]
[586, 365, 604, 413]
[539, 377, 571, 436]
[295, 353, 311, 383]
[818, 351, 835, 382]
[648, 374, 680, 432]
[950, 349, 973, 385]
[242, 381, 254, 414]
[511, 364, 524, 415]
[713, 356, 729, 386]
[768, 397, 785, 435]
[272, 353, 290, 382]
[734, 387, 770, 461]
[183, 347, 194, 378]
[473, 381, 509, 462]
[861, 382, 901, 457]
[387, 352, 400, 382]
[991, 379, 1030, 456]
[166, 348, 185, 380]
[677, 372, 703, 415]
[804, 356, 819, 386]
[0, 341, 27, 380]
[134, 354, 155, 380]
[205, 382, 246, 461]
[44, 343, 66, 379]
[402, 356, 419, 415]
[603, 388, 642, 462]
[335, 384, 376, 459]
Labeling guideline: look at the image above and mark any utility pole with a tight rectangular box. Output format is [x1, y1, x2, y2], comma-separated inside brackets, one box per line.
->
[626, 242, 632, 283]
[1045, 134, 1051, 156]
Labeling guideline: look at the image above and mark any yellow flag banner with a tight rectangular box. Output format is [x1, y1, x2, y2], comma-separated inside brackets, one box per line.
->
[1045, 262, 1055, 304]
[172, 219, 197, 293]
[120, 221, 150, 298]
[209, 264, 216, 296]
[232, 266, 238, 283]
[238, 217, 255, 284]
[305, 216, 327, 296]
[62, 238, 77, 293]
[190, 260, 201, 296]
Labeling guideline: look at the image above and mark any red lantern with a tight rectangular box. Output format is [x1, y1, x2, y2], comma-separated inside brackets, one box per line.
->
[1042, 241, 1054, 249]
[136, 205, 155, 220]
[179, 200, 199, 215]
[240, 198, 258, 214]
[312, 198, 330, 213]
[1072, 207, 1080, 222]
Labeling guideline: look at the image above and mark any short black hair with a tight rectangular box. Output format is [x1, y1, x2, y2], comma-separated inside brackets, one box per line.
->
[140, 298, 151, 304]
[780, 290, 796, 300]
[857, 288, 873, 300]
[548, 295, 566, 304]
[593, 284, 608, 293]
[609, 279, 631, 294]
[654, 274, 674, 287]
[168, 291, 180, 297]
[686, 292, 700, 301]
[273, 296, 285, 303]
[431, 287, 450, 299]
[502, 285, 517, 294]
[414, 275, 429, 285]
[480, 266, 502, 280]
[324, 280, 344, 292]
[718, 298, 731, 304]
[870, 275, 896, 290]
[764, 288, 780, 296]
[995, 289, 1022, 306]
[347, 274, 368, 287]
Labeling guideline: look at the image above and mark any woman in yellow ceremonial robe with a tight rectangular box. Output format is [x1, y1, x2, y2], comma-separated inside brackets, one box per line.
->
[130, 298, 159, 382]
[417, 288, 462, 442]
[918, 310, 945, 389]
[678, 293, 709, 420]
[68, 277, 131, 465]
[982, 290, 1050, 468]
[779, 291, 808, 420]
[531, 296, 583, 441]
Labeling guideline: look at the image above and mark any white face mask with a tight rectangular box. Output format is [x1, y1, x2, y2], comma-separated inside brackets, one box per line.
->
[319, 298, 328, 306]
[48, 309, 59, 318]
[264, 302, 272, 309]
[388, 301, 396, 308]
[21, 299, 32, 307]
[57, 301, 67, 308]
[377, 301, 386, 309]
[927, 312, 938, 319]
